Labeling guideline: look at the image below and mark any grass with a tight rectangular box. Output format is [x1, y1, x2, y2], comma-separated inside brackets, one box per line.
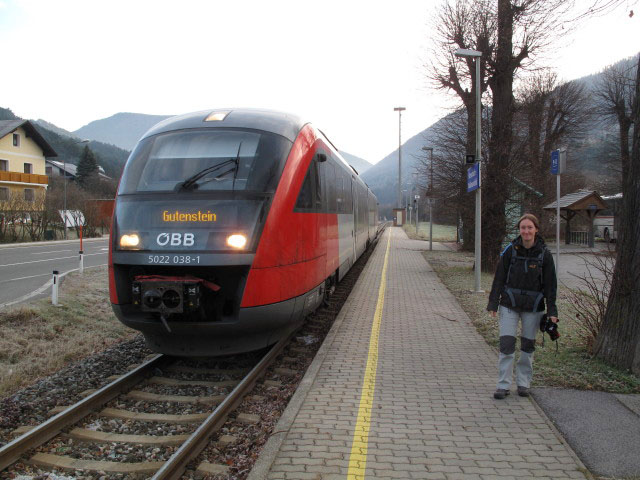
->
[422, 249, 640, 393]
[0, 266, 135, 398]
[403, 222, 457, 242]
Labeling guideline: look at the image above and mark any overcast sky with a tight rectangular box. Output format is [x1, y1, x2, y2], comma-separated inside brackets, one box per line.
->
[1, 0, 638, 163]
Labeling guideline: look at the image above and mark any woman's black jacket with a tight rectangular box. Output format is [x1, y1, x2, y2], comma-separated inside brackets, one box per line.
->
[486, 235, 558, 317]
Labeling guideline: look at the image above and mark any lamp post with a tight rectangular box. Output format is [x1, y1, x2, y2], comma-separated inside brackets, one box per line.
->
[455, 47, 483, 292]
[64, 139, 89, 239]
[422, 147, 434, 251]
[394, 107, 406, 215]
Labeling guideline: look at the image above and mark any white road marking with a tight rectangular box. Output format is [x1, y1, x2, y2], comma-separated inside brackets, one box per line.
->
[0, 239, 108, 250]
[0, 272, 51, 283]
[32, 250, 73, 255]
[0, 252, 106, 268]
[0, 264, 108, 309]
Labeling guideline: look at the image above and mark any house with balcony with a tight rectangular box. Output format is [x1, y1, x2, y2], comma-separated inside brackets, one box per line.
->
[0, 120, 56, 208]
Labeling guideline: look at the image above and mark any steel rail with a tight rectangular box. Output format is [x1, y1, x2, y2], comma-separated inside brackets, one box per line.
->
[0, 354, 166, 471]
[152, 332, 294, 480]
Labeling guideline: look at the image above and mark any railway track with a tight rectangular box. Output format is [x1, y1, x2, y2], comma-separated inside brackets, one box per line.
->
[0, 223, 388, 479]
[0, 332, 292, 479]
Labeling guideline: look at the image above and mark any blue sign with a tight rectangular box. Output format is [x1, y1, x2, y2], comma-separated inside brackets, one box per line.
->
[551, 150, 560, 174]
[467, 163, 479, 192]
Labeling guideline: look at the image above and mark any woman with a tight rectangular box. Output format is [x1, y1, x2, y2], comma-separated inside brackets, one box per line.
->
[487, 213, 558, 399]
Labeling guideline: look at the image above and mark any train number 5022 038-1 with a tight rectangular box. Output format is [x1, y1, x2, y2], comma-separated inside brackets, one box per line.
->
[147, 255, 201, 265]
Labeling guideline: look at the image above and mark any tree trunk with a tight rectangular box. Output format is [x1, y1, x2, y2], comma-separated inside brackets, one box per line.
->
[595, 56, 640, 374]
[619, 116, 632, 192]
[484, 0, 514, 272]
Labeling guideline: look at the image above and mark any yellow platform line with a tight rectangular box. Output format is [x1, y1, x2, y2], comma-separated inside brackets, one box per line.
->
[347, 231, 391, 479]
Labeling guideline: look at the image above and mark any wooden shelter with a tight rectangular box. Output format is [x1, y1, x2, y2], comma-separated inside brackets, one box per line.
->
[543, 190, 608, 247]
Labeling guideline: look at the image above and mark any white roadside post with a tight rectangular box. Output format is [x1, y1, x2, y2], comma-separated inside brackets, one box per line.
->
[52, 270, 59, 306]
[551, 149, 566, 274]
[79, 250, 84, 274]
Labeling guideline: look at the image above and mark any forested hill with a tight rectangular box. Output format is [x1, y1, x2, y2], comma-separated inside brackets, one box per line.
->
[0, 106, 129, 179]
[339, 151, 373, 174]
[74, 112, 172, 151]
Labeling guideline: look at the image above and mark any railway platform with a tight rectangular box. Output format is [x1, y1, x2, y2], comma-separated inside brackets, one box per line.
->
[248, 226, 588, 480]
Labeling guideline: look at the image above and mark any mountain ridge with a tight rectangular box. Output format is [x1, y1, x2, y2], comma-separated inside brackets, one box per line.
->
[74, 112, 172, 150]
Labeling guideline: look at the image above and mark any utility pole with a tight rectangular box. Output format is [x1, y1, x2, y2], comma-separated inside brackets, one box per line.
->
[394, 107, 406, 211]
[422, 147, 434, 251]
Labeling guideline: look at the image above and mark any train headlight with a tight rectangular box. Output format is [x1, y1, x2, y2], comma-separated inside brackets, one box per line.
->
[120, 234, 140, 249]
[226, 234, 247, 249]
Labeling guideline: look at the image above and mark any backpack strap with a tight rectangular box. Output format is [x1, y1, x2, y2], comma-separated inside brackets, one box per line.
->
[502, 244, 514, 284]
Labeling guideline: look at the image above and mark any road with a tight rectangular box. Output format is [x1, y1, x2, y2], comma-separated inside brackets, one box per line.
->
[0, 237, 109, 307]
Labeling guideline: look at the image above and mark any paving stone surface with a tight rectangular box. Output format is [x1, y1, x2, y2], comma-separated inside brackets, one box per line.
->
[259, 227, 587, 480]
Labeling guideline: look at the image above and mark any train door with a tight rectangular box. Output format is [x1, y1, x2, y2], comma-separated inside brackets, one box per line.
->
[315, 153, 327, 270]
[351, 176, 357, 263]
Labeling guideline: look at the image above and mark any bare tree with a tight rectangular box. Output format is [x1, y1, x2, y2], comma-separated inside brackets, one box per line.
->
[514, 72, 592, 225]
[428, 0, 495, 250]
[594, 58, 637, 191]
[428, 0, 583, 268]
[595, 55, 640, 374]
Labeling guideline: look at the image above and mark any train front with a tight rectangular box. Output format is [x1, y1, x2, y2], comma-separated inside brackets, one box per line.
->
[109, 110, 296, 356]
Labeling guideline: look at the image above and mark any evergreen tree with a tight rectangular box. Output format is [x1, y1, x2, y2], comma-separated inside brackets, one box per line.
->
[76, 145, 99, 187]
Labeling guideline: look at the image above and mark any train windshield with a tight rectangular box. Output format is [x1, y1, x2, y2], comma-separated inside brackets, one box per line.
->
[118, 129, 292, 194]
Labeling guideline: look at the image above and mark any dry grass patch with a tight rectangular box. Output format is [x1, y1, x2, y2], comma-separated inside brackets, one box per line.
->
[422, 250, 640, 393]
[0, 266, 135, 397]
[403, 222, 457, 242]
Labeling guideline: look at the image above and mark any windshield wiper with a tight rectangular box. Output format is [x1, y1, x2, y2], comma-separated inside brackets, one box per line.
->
[177, 158, 238, 191]
[177, 141, 244, 191]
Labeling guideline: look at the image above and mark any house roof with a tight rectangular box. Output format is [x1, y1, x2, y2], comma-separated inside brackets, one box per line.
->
[0, 120, 58, 157]
[46, 159, 109, 179]
[46, 159, 77, 176]
[543, 190, 608, 211]
[512, 176, 543, 197]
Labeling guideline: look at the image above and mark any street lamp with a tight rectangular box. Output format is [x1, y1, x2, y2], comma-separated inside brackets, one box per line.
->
[394, 107, 406, 213]
[64, 139, 89, 239]
[422, 147, 434, 251]
[454, 47, 483, 292]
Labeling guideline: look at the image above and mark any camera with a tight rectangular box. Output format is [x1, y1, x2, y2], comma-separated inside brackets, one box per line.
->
[540, 314, 560, 341]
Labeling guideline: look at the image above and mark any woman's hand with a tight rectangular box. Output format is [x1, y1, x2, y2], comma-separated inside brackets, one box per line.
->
[490, 310, 497, 318]
[550, 316, 558, 323]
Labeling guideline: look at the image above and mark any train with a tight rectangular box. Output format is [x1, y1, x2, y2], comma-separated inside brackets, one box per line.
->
[109, 109, 379, 356]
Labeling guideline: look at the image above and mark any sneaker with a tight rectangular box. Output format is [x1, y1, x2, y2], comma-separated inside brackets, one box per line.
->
[517, 386, 530, 397]
[493, 389, 510, 399]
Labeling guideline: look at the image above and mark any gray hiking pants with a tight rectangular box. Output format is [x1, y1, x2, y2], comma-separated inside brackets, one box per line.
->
[497, 306, 543, 389]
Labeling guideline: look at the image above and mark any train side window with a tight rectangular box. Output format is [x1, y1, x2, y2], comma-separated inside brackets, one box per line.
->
[324, 161, 336, 213]
[313, 158, 322, 211]
[295, 157, 322, 212]
[295, 169, 314, 210]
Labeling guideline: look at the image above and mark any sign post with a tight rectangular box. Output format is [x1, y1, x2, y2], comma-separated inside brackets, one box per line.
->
[467, 162, 482, 291]
[551, 149, 566, 274]
[467, 163, 480, 193]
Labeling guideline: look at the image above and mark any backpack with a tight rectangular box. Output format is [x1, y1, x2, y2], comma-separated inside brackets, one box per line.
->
[502, 243, 546, 312]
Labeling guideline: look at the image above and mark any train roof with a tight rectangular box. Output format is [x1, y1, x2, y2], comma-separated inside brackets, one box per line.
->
[141, 109, 306, 143]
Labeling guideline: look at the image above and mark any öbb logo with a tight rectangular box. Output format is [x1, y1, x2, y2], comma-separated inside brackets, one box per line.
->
[156, 233, 195, 247]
